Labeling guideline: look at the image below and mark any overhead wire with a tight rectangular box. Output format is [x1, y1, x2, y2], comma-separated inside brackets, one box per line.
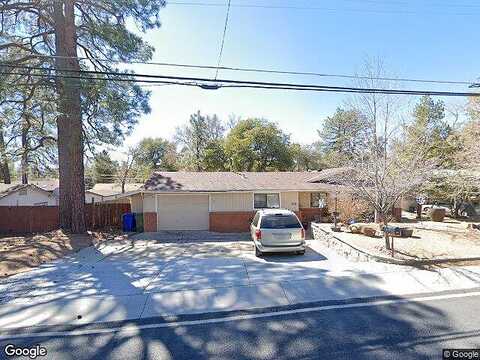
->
[1, 64, 479, 96]
[214, 0, 231, 80]
[2, 54, 476, 87]
[165, 0, 480, 16]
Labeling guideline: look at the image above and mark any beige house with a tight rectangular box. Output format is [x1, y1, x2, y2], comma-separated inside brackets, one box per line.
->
[0, 184, 58, 206]
[86, 183, 143, 204]
[126, 172, 336, 233]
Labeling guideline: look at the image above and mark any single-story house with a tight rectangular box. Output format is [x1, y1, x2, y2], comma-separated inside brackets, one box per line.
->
[0, 183, 58, 206]
[0, 180, 143, 206]
[86, 183, 144, 204]
[125, 172, 338, 233]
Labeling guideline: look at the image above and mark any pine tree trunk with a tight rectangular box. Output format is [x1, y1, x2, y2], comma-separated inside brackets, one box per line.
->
[53, 0, 86, 233]
[21, 118, 28, 184]
[0, 127, 11, 184]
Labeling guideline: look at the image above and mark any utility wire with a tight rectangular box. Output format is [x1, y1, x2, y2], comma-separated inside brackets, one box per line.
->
[2, 55, 476, 86]
[214, 0, 231, 80]
[166, 1, 480, 16]
[1, 65, 479, 97]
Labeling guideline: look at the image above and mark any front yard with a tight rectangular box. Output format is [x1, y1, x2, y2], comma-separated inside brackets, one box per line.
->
[0, 229, 124, 277]
[314, 213, 480, 263]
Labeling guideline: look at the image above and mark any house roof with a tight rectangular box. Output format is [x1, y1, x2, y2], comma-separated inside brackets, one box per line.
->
[143, 171, 338, 192]
[306, 167, 354, 185]
[89, 183, 144, 196]
[0, 179, 59, 194]
[0, 183, 54, 199]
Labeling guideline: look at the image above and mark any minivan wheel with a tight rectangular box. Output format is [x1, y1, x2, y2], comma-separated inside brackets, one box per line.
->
[255, 246, 263, 257]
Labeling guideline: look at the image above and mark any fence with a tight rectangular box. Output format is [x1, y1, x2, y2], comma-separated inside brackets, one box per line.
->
[0, 203, 131, 234]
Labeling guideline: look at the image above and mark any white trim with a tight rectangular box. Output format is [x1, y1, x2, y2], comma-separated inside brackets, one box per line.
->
[252, 192, 281, 210]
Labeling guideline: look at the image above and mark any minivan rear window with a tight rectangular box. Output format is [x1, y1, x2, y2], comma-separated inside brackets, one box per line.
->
[260, 214, 302, 229]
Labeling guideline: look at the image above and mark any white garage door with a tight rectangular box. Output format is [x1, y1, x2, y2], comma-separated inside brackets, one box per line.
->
[157, 194, 209, 230]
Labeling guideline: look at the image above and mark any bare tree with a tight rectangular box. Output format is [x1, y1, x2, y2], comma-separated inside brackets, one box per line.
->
[328, 59, 435, 250]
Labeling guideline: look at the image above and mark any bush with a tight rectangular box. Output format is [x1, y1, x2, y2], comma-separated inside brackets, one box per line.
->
[332, 194, 373, 223]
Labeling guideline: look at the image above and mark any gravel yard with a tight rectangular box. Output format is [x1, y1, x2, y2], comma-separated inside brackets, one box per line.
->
[315, 216, 480, 262]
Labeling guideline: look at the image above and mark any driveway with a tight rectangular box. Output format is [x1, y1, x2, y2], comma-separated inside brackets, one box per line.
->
[1, 231, 480, 328]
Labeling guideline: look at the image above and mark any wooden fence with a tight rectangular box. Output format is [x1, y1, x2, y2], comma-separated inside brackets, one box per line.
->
[0, 203, 131, 234]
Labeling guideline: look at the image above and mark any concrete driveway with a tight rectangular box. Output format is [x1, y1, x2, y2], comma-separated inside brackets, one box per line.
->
[2, 231, 480, 329]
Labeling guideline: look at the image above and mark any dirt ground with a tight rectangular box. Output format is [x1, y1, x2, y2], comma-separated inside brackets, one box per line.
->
[0, 229, 123, 278]
[334, 212, 480, 261]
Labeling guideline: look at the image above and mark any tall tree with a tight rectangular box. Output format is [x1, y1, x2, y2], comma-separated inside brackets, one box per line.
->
[175, 111, 225, 171]
[317, 108, 368, 166]
[1, 0, 165, 232]
[401, 96, 454, 166]
[225, 118, 294, 171]
[327, 60, 434, 251]
[92, 150, 117, 184]
[136, 137, 178, 172]
[290, 143, 324, 171]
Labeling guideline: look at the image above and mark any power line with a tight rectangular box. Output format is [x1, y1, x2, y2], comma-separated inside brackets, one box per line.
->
[2, 54, 476, 86]
[1, 65, 479, 97]
[166, 1, 480, 16]
[214, 0, 231, 80]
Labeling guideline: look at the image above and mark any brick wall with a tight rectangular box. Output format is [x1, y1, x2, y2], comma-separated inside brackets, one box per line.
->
[209, 211, 255, 233]
[143, 212, 157, 232]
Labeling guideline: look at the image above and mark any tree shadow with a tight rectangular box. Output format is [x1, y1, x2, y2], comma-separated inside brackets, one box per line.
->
[0, 237, 479, 359]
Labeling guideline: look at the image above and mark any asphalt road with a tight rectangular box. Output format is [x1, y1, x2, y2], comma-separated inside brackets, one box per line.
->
[1, 292, 480, 360]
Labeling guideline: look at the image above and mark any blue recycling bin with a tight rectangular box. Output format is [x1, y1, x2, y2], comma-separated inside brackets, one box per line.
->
[122, 213, 136, 232]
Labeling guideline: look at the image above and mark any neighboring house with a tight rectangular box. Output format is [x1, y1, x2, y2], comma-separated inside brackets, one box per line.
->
[125, 172, 337, 233]
[0, 183, 58, 206]
[87, 183, 144, 204]
[0, 180, 142, 206]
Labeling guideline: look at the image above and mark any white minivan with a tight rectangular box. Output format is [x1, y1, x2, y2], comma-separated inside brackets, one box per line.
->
[250, 209, 306, 257]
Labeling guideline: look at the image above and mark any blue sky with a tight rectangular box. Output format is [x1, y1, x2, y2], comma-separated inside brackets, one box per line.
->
[113, 0, 479, 159]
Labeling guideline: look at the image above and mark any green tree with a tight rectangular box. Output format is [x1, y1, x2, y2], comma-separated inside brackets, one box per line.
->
[225, 119, 294, 171]
[1, 0, 165, 232]
[92, 150, 118, 184]
[317, 108, 368, 166]
[290, 143, 324, 171]
[175, 111, 225, 171]
[402, 96, 454, 166]
[203, 139, 229, 171]
[136, 137, 178, 172]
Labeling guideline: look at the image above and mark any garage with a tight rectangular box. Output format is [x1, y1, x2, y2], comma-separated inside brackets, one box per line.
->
[157, 194, 209, 230]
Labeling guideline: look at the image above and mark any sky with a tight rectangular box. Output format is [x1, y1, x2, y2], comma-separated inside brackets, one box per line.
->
[110, 0, 479, 160]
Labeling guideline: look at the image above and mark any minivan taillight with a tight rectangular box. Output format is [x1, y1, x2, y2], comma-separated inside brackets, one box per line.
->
[255, 229, 262, 240]
[301, 228, 305, 239]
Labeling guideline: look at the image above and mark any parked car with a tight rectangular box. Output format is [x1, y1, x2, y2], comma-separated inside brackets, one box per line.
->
[422, 204, 451, 216]
[250, 209, 306, 257]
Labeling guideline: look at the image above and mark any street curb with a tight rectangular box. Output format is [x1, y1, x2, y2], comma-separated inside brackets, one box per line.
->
[2, 286, 480, 337]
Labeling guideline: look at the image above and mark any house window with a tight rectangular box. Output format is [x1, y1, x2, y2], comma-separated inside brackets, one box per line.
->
[310, 192, 326, 208]
[254, 193, 280, 209]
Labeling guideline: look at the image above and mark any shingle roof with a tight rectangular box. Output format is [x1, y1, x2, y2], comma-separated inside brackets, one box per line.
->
[143, 172, 337, 192]
[0, 183, 53, 199]
[305, 167, 354, 184]
[89, 183, 144, 196]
